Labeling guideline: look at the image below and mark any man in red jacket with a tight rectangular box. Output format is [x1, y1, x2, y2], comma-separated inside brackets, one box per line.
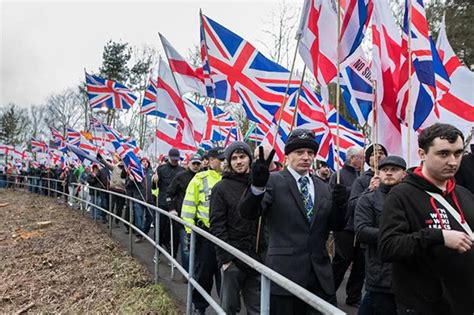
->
[379, 123, 473, 315]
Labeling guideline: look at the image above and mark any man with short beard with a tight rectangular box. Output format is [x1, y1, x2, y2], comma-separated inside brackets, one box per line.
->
[355, 156, 407, 314]
[210, 142, 261, 315]
[379, 123, 474, 315]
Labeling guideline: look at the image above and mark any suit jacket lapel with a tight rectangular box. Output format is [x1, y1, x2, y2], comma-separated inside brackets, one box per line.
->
[310, 175, 324, 228]
[282, 169, 309, 223]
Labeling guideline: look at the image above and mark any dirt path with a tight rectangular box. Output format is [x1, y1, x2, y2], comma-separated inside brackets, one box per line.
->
[0, 189, 178, 314]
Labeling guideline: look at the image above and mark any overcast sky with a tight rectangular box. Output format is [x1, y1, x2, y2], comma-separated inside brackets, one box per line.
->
[1, 0, 303, 108]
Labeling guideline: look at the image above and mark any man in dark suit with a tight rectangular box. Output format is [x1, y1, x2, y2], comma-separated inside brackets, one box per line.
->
[238, 128, 347, 315]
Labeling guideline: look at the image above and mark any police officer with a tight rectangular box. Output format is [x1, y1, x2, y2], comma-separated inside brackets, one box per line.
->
[181, 147, 225, 315]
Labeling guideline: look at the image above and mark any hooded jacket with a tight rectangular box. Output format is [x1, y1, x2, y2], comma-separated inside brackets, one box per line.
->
[455, 153, 474, 194]
[379, 167, 474, 315]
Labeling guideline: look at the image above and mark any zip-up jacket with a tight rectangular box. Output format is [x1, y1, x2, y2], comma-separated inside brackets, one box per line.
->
[153, 162, 184, 209]
[210, 172, 263, 271]
[166, 169, 197, 215]
[181, 169, 221, 234]
[347, 169, 374, 232]
[379, 167, 474, 315]
[354, 183, 393, 293]
[124, 167, 154, 204]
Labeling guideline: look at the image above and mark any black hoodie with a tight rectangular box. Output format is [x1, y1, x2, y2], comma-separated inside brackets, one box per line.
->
[379, 167, 474, 315]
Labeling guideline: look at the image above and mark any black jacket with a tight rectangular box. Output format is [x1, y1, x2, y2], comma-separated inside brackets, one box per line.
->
[210, 172, 262, 271]
[329, 164, 360, 231]
[455, 153, 474, 194]
[347, 169, 374, 232]
[153, 162, 184, 209]
[124, 167, 154, 203]
[379, 167, 474, 315]
[239, 169, 346, 296]
[166, 169, 197, 215]
[354, 183, 393, 293]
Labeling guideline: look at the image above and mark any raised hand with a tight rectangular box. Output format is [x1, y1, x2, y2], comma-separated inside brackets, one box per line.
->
[250, 146, 276, 187]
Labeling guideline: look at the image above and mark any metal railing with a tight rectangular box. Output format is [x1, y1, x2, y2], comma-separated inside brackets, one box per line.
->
[1, 175, 345, 315]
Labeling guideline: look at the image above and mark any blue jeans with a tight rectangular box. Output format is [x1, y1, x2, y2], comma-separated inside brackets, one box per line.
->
[91, 194, 104, 220]
[179, 227, 190, 272]
[133, 201, 145, 232]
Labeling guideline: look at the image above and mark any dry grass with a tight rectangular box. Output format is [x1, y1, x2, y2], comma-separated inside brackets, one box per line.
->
[0, 189, 178, 314]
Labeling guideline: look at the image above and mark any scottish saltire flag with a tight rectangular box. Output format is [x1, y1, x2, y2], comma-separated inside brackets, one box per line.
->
[397, 0, 437, 131]
[339, 0, 373, 61]
[31, 137, 48, 153]
[436, 18, 474, 135]
[159, 33, 208, 96]
[85, 72, 137, 110]
[340, 48, 373, 126]
[372, 0, 402, 155]
[297, 0, 338, 85]
[201, 13, 302, 127]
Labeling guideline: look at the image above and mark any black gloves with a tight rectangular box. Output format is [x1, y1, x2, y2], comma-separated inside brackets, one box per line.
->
[332, 183, 348, 207]
[250, 146, 276, 187]
[97, 152, 104, 163]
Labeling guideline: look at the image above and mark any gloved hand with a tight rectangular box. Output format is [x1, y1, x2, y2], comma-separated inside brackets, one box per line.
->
[96, 152, 104, 163]
[332, 183, 348, 207]
[250, 146, 276, 187]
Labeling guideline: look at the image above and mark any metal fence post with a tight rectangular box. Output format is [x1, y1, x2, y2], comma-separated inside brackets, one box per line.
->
[261, 274, 271, 315]
[186, 230, 196, 315]
[108, 193, 112, 236]
[154, 208, 159, 284]
[47, 178, 51, 197]
[62, 181, 66, 202]
[94, 189, 97, 221]
[129, 198, 133, 256]
[170, 219, 175, 279]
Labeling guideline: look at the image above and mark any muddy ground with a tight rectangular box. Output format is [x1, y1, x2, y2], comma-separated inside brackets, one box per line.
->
[0, 189, 178, 314]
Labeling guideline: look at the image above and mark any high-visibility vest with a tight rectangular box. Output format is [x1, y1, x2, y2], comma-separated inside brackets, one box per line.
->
[181, 169, 222, 233]
[152, 187, 159, 197]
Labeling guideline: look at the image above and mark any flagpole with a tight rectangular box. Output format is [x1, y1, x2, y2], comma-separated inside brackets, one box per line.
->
[406, 0, 413, 167]
[273, 35, 302, 147]
[200, 10, 224, 148]
[335, 0, 342, 184]
[290, 66, 307, 131]
[372, 80, 379, 176]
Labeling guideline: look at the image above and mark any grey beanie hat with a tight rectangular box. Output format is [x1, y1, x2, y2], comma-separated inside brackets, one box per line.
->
[224, 141, 253, 164]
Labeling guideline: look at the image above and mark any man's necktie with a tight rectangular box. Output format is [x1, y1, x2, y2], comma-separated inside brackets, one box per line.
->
[299, 176, 313, 221]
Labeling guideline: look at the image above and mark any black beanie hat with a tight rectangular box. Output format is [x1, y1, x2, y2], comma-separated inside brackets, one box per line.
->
[365, 143, 388, 165]
[224, 141, 253, 164]
[284, 128, 319, 155]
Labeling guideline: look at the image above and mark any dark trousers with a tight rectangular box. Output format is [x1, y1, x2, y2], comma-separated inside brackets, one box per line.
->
[111, 193, 125, 224]
[370, 292, 397, 315]
[220, 263, 260, 315]
[193, 236, 221, 311]
[142, 207, 155, 235]
[159, 211, 170, 248]
[332, 230, 365, 304]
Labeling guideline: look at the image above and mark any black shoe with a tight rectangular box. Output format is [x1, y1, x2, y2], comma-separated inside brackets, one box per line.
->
[193, 308, 205, 315]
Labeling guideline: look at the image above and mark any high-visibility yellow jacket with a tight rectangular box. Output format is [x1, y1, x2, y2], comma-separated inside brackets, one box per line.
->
[181, 169, 222, 234]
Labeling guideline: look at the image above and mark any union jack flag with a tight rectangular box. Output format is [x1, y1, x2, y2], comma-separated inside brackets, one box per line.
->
[201, 13, 303, 127]
[244, 123, 266, 144]
[66, 127, 97, 155]
[85, 72, 137, 110]
[31, 137, 48, 153]
[100, 123, 144, 182]
[397, 0, 437, 131]
[50, 126, 67, 153]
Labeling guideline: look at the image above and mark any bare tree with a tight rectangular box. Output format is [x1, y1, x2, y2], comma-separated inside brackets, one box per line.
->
[29, 105, 48, 139]
[45, 87, 84, 134]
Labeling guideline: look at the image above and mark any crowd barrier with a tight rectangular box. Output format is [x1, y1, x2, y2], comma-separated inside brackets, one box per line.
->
[1, 175, 345, 315]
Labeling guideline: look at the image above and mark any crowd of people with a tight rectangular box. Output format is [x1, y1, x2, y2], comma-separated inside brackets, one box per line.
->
[2, 122, 473, 315]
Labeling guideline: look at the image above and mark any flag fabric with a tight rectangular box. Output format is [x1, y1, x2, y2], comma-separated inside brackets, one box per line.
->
[372, 0, 402, 155]
[65, 143, 99, 164]
[340, 47, 373, 126]
[85, 72, 137, 110]
[140, 77, 168, 117]
[201, 13, 302, 126]
[31, 137, 48, 153]
[436, 18, 474, 135]
[100, 123, 144, 182]
[339, 0, 373, 61]
[397, 0, 437, 131]
[66, 127, 97, 155]
[149, 119, 197, 157]
[244, 123, 266, 144]
[50, 126, 67, 153]
[159, 33, 208, 96]
[155, 58, 196, 147]
[297, 0, 338, 86]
